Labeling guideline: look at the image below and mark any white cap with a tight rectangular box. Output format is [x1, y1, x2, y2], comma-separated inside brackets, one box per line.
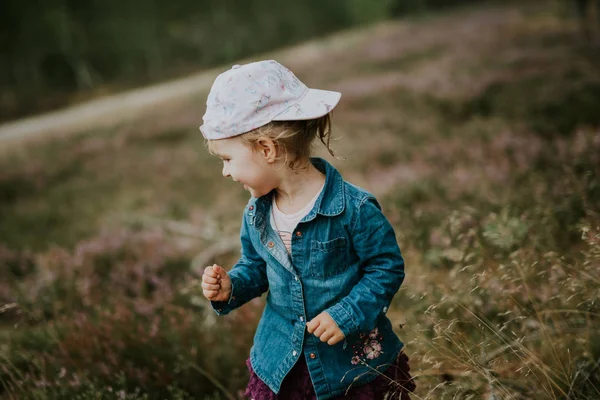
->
[200, 60, 341, 140]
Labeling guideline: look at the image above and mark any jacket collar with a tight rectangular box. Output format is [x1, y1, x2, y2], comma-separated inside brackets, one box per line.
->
[251, 157, 345, 226]
[302, 157, 345, 220]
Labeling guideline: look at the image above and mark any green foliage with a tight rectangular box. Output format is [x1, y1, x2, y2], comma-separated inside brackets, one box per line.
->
[390, 0, 485, 16]
[390, 0, 429, 16]
[345, 0, 397, 24]
[450, 70, 600, 138]
[481, 209, 529, 252]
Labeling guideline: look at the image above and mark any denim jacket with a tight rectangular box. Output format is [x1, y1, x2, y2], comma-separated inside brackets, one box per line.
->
[211, 158, 405, 400]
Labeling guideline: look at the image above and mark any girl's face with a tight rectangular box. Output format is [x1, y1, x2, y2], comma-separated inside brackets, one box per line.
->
[210, 136, 279, 198]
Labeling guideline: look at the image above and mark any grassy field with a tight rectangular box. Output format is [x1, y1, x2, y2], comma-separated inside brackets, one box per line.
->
[1, 2, 600, 399]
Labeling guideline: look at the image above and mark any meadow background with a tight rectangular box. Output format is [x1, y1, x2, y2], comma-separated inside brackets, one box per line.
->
[1, 1, 600, 399]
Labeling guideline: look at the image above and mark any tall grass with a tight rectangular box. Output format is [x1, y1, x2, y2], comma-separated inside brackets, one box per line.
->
[1, 2, 599, 399]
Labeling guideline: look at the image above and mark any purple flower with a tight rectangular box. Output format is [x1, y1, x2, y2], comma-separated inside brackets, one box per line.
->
[369, 327, 379, 339]
[363, 340, 382, 360]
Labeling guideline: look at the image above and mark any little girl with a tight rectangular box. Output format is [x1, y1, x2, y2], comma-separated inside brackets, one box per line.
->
[199, 60, 415, 399]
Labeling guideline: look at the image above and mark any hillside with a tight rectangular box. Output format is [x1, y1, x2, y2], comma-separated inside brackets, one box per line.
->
[1, 2, 599, 399]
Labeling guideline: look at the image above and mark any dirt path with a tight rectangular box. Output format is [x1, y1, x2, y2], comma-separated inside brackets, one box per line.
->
[0, 27, 371, 145]
[0, 72, 216, 144]
[0, 5, 518, 146]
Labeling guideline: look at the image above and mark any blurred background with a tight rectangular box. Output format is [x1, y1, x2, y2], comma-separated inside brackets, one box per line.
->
[1, 0, 494, 123]
[1, 0, 599, 399]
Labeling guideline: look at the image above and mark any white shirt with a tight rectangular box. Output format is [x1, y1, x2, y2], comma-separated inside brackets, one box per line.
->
[270, 184, 324, 253]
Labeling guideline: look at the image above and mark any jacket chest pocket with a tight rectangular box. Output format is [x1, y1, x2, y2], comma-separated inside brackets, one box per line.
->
[310, 237, 348, 278]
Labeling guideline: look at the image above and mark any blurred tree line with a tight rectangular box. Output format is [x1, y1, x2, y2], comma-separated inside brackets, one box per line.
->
[0, 0, 483, 122]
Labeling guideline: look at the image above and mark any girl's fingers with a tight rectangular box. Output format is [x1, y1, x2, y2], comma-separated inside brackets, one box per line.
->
[203, 289, 218, 299]
[202, 282, 220, 291]
[213, 265, 227, 279]
[306, 319, 319, 334]
[203, 275, 219, 284]
[319, 331, 334, 343]
[313, 325, 326, 338]
[327, 333, 343, 346]
[204, 265, 219, 278]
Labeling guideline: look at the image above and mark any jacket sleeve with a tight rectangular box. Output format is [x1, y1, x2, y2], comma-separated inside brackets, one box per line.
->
[210, 207, 269, 315]
[324, 196, 405, 337]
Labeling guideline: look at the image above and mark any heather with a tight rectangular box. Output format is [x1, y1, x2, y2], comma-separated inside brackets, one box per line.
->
[1, 2, 599, 399]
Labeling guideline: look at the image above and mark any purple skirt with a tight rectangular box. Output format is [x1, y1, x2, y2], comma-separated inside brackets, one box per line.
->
[244, 351, 416, 400]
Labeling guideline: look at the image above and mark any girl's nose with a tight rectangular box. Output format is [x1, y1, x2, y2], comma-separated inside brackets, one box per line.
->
[222, 164, 230, 177]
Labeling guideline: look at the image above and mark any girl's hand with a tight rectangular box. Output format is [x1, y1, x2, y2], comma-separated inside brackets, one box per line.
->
[202, 264, 232, 302]
[307, 312, 345, 345]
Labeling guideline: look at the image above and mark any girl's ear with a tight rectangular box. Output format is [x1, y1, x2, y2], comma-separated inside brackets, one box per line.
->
[256, 138, 278, 163]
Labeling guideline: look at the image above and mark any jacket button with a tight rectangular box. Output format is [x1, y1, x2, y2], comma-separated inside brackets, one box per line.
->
[249, 205, 254, 210]
[296, 231, 302, 237]
[267, 241, 274, 248]
[310, 353, 316, 359]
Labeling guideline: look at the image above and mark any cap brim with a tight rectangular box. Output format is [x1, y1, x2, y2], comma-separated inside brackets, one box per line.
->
[271, 88, 341, 121]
